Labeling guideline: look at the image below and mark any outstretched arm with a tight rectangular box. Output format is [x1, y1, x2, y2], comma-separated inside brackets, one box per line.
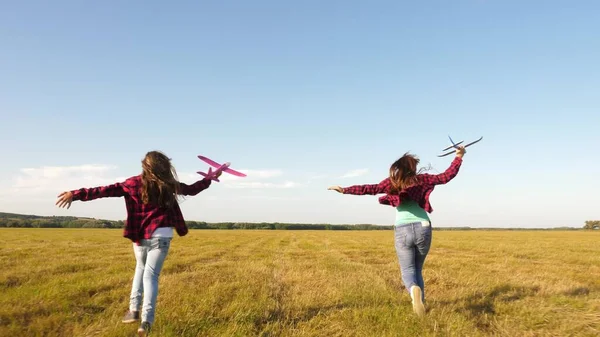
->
[56, 181, 128, 208]
[179, 178, 212, 196]
[72, 182, 127, 201]
[329, 178, 391, 195]
[179, 169, 223, 196]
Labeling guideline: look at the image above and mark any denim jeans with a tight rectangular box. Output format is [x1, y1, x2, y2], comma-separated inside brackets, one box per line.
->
[129, 237, 171, 324]
[394, 221, 432, 302]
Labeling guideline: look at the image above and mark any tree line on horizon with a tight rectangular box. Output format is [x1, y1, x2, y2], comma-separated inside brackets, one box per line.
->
[584, 220, 600, 230]
[0, 212, 596, 231]
[0, 213, 392, 230]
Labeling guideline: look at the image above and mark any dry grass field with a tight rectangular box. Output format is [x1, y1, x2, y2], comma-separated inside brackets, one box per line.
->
[1, 228, 599, 336]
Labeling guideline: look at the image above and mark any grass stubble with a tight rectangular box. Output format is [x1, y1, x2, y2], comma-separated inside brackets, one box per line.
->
[0, 229, 598, 336]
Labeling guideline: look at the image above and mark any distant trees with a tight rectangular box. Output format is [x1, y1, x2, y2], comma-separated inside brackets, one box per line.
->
[0, 213, 394, 230]
[4, 212, 596, 230]
[0, 213, 123, 229]
[183, 221, 394, 231]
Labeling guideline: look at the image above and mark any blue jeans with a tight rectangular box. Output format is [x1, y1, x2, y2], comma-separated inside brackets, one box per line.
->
[394, 221, 432, 302]
[129, 237, 171, 324]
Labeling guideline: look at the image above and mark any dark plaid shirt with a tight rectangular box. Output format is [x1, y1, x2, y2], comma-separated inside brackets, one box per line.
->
[342, 156, 463, 213]
[71, 175, 212, 244]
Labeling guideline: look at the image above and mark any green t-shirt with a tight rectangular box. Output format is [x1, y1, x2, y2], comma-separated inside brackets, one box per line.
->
[395, 200, 430, 226]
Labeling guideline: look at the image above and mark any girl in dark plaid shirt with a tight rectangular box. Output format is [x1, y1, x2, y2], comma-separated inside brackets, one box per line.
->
[56, 151, 219, 336]
[328, 146, 466, 317]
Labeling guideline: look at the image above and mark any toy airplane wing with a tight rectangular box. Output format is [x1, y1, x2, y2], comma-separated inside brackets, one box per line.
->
[438, 136, 483, 157]
[198, 155, 247, 177]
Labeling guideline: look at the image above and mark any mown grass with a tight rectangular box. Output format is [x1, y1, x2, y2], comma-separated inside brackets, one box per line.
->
[0, 229, 599, 336]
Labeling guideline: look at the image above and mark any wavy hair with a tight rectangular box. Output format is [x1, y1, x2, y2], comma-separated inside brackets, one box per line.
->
[140, 151, 181, 208]
[388, 152, 430, 194]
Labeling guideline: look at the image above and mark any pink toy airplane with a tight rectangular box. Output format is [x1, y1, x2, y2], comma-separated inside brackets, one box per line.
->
[197, 155, 247, 182]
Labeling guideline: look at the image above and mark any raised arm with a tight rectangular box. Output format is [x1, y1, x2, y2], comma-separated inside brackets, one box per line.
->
[179, 178, 212, 196]
[420, 155, 463, 185]
[340, 178, 391, 195]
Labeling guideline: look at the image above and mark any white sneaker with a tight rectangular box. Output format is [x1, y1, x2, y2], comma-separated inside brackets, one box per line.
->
[137, 321, 151, 336]
[410, 285, 425, 317]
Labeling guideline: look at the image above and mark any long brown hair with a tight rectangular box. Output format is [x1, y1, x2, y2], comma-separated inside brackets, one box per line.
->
[388, 152, 429, 194]
[140, 151, 181, 208]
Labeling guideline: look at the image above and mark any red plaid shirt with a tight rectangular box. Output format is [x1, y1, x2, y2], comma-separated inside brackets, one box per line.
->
[342, 156, 463, 213]
[71, 175, 212, 244]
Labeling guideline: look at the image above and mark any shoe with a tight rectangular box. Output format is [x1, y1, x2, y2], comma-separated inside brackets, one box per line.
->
[410, 285, 425, 317]
[137, 321, 151, 336]
[121, 310, 139, 324]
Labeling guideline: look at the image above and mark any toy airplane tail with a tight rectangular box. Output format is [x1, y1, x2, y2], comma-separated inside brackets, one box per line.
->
[197, 166, 223, 182]
[197, 171, 220, 182]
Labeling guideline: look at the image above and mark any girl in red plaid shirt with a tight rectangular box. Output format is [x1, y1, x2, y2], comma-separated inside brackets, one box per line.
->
[56, 151, 219, 336]
[328, 146, 466, 316]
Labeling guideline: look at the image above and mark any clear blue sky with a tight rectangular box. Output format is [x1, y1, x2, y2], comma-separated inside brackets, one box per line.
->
[1, 0, 598, 228]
